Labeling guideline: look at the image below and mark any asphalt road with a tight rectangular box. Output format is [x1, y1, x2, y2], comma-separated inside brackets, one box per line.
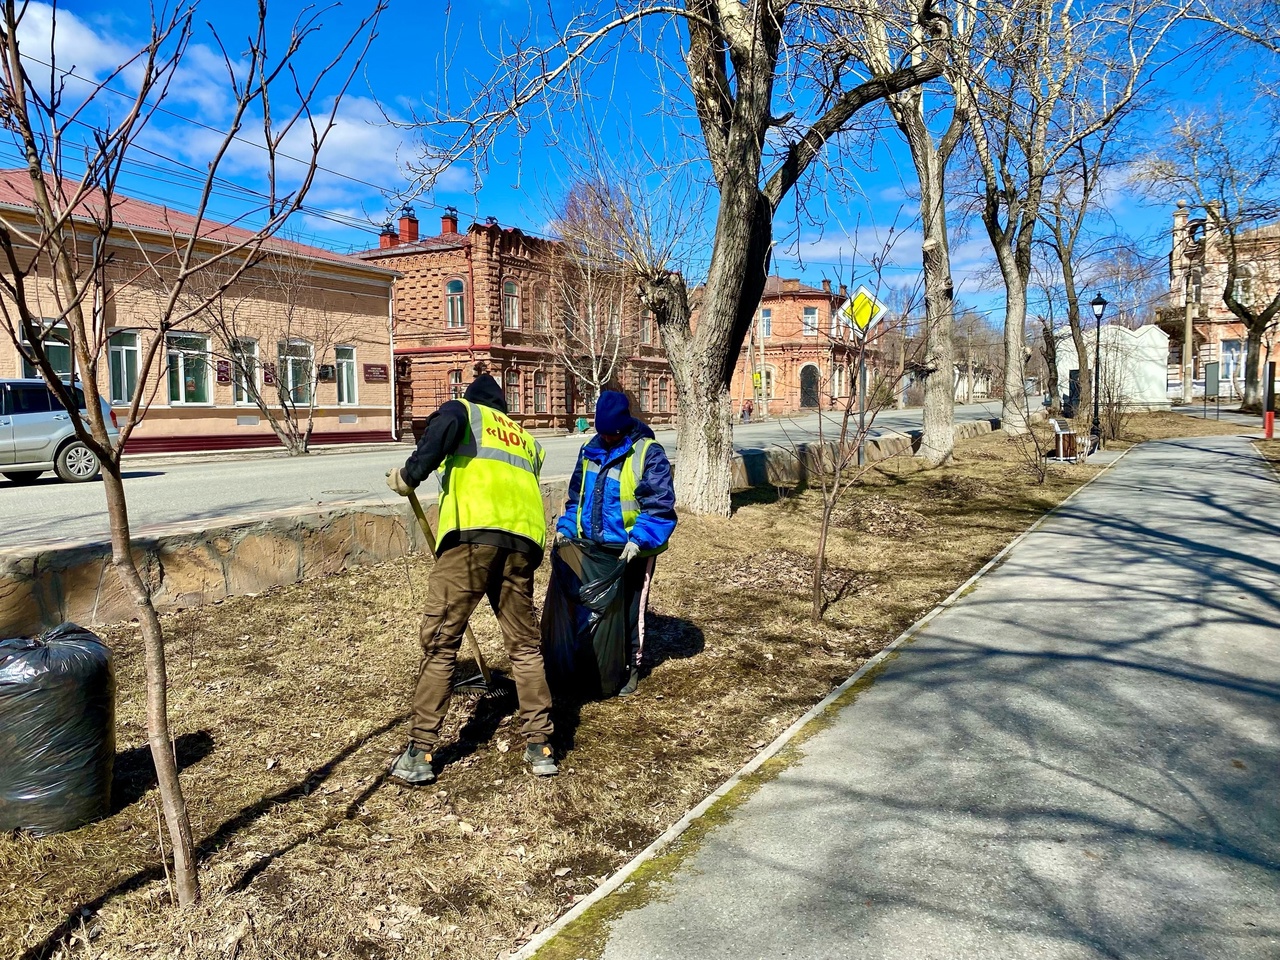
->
[0, 401, 1004, 548]
[581, 435, 1280, 960]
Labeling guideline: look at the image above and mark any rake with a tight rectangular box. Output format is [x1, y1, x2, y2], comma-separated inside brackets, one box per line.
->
[402, 484, 502, 698]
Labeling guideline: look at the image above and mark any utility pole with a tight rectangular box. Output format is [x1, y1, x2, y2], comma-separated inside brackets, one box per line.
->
[757, 307, 769, 419]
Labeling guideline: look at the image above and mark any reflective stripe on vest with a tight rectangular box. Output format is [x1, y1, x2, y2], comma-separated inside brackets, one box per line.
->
[574, 437, 653, 538]
[436, 400, 546, 551]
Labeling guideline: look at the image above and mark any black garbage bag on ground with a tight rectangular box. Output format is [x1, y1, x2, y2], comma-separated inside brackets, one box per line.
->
[541, 539, 629, 700]
[0, 624, 115, 835]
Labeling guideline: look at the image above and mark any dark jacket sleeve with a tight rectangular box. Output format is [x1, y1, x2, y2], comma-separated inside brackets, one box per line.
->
[402, 400, 467, 487]
[628, 442, 677, 551]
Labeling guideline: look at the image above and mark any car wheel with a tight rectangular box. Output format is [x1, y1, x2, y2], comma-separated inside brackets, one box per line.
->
[55, 440, 100, 482]
[2, 470, 43, 484]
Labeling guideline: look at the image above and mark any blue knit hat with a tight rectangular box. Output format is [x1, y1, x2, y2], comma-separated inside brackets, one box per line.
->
[595, 390, 634, 434]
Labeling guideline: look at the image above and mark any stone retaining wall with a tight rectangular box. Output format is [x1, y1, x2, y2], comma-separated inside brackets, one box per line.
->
[1, 417, 1001, 636]
[0, 482, 570, 636]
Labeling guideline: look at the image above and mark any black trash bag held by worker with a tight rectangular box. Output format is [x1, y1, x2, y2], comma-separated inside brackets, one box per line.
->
[541, 538, 630, 700]
[0, 623, 115, 835]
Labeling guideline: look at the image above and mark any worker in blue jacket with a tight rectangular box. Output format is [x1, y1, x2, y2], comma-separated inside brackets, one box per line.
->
[555, 390, 677, 694]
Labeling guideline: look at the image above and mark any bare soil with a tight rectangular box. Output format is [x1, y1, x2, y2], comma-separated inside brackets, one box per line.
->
[2, 414, 1251, 960]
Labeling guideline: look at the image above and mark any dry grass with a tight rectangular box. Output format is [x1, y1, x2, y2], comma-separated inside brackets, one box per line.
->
[1, 414, 1239, 960]
[1253, 439, 1280, 477]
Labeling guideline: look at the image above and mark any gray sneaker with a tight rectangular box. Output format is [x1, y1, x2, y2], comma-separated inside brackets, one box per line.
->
[524, 741, 559, 777]
[390, 743, 436, 784]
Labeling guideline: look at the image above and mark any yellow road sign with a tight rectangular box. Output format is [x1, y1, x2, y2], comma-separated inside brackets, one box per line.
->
[835, 285, 888, 337]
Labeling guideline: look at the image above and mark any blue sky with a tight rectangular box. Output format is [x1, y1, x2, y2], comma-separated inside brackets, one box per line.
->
[22, 1, 1263, 328]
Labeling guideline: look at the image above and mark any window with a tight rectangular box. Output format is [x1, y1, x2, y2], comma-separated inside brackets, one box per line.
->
[336, 345, 358, 405]
[640, 309, 653, 344]
[658, 378, 669, 412]
[108, 331, 139, 405]
[448, 368, 463, 400]
[1186, 269, 1202, 305]
[831, 362, 846, 397]
[638, 372, 650, 412]
[167, 333, 212, 404]
[9, 382, 50, 414]
[503, 280, 520, 329]
[231, 339, 258, 405]
[534, 371, 548, 413]
[608, 303, 621, 338]
[535, 287, 551, 331]
[760, 308, 772, 339]
[802, 306, 818, 336]
[278, 339, 314, 405]
[20, 321, 72, 378]
[758, 366, 775, 399]
[505, 367, 521, 413]
[446, 279, 466, 328]
[1233, 265, 1255, 305]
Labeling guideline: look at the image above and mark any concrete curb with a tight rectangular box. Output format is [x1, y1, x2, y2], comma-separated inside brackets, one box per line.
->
[511, 443, 1136, 960]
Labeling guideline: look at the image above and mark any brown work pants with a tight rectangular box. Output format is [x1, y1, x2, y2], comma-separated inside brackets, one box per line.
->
[410, 542, 554, 749]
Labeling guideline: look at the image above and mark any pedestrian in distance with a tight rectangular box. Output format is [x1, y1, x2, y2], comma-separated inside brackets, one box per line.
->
[742, 398, 753, 423]
[385, 374, 558, 784]
[551, 390, 676, 696]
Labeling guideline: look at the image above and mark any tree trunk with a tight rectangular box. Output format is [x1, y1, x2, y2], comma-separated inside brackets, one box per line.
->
[996, 255, 1030, 434]
[916, 175, 956, 466]
[812, 501, 832, 622]
[1061, 262, 1090, 416]
[101, 466, 200, 905]
[1041, 318, 1061, 415]
[670, 357, 735, 516]
[1243, 324, 1264, 412]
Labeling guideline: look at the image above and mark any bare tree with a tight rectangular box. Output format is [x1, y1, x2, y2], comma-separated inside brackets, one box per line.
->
[0, 0, 383, 905]
[1139, 114, 1280, 411]
[533, 182, 638, 408]
[856, 0, 974, 466]
[197, 244, 373, 454]
[401, 2, 947, 515]
[954, 0, 1184, 435]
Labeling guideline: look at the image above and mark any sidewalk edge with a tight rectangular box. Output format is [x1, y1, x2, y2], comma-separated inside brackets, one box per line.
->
[511, 446, 1134, 960]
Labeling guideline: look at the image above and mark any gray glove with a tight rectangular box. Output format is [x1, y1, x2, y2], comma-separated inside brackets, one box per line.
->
[619, 540, 641, 563]
[385, 468, 413, 497]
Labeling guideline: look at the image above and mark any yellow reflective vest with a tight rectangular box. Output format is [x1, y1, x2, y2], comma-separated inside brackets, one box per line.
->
[436, 400, 547, 552]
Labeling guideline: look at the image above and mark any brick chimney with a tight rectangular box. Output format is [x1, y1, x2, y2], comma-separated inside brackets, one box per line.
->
[399, 205, 418, 244]
[838, 283, 848, 297]
[783, 278, 800, 292]
[378, 222, 398, 249]
[441, 206, 459, 235]
[821, 279, 832, 294]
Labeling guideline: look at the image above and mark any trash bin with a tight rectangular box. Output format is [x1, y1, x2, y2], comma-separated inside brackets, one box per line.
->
[0, 624, 116, 835]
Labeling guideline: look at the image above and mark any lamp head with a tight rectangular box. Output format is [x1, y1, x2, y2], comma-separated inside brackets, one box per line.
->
[1091, 292, 1108, 321]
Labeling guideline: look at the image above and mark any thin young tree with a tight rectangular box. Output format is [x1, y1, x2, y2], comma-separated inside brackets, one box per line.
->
[401, 2, 948, 515]
[953, 0, 1185, 433]
[0, 0, 383, 905]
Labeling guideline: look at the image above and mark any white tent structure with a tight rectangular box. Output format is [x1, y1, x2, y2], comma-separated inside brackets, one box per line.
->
[1056, 324, 1170, 412]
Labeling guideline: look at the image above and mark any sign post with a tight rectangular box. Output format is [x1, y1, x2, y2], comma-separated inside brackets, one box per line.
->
[1266, 361, 1276, 440]
[1204, 361, 1220, 421]
[834, 286, 888, 466]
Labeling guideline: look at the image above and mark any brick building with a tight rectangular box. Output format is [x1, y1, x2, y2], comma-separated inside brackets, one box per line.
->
[1165, 200, 1280, 398]
[354, 207, 674, 436]
[729, 276, 859, 417]
[0, 174, 397, 452]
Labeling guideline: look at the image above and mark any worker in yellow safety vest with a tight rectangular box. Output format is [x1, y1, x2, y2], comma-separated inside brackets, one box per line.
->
[385, 374, 557, 782]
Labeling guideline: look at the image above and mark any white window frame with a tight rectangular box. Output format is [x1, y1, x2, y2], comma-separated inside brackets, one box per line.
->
[1233, 265, 1254, 305]
[232, 338, 259, 405]
[638, 372, 650, 411]
[802, 306, 818, 336]
[446, 278, 466, 328]
[277, 338, 314, 406]
[640, 309, 653, 344]
[448, 368, 463, 400]
[108, 330, 140, 405]
[760, 308, 772, 339]
[335, 345, 358, 405]
[20, 319, 74, 379]
[167, 332, 213, 405]
[658, 377, 669, 412]
[503, 280, 521, 329]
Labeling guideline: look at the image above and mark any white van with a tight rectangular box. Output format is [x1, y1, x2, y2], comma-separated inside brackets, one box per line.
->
[0, 379, 120, 483]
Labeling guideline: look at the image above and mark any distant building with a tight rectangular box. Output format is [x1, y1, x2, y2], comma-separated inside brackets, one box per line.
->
[729, 276, 861, 417]
[1163, 201, 1280, 397]
[0, 172, 397, 452]
[1056, 325, 1171, 412]
[353, 207, 675, 436]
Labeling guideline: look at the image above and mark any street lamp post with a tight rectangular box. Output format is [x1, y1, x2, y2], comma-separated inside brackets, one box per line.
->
[1090, 292, 1108, 449]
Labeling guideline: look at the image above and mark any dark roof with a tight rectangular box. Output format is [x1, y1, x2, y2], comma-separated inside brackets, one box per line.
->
[351, 234, 470, 259]
[0, 169, 396, 276]
[759, 275, 840, 299]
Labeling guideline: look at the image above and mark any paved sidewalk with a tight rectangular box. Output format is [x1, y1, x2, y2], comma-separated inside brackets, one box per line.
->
[542, 436, 1280, 959]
